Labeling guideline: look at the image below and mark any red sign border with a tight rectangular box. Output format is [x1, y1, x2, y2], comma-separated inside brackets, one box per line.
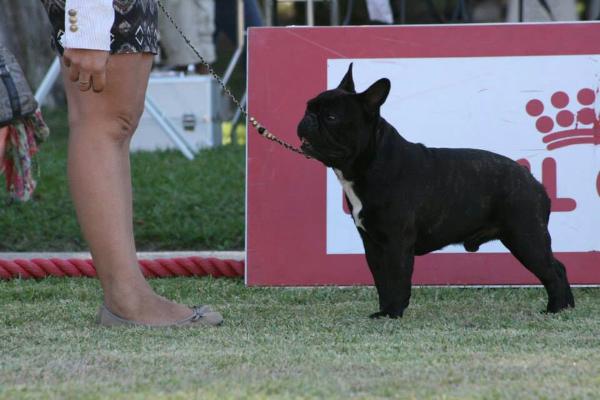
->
[246, 23, 600, 286]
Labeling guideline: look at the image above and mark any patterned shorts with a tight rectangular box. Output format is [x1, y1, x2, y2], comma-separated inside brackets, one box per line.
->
[40, 0, 159, 55]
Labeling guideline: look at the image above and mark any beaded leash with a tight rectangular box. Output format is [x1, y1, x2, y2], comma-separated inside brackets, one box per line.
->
[156, 0, 310, 159]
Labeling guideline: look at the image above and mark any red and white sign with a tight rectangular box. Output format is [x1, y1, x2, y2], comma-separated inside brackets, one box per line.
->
[246, 23, 600, 286]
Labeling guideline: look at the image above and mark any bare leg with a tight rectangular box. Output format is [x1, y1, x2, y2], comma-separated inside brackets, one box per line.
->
[63, 53, 193, 324]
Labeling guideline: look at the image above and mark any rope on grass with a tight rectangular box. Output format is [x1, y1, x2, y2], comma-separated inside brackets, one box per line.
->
[0, 256, 244, 280]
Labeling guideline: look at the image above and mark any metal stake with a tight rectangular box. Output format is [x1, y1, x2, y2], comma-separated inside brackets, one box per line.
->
[34, 57, 60, 106]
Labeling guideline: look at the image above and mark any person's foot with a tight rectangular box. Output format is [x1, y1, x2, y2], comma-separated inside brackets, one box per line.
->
[97, 303, 222, 327]
[103, 284, 203, 325]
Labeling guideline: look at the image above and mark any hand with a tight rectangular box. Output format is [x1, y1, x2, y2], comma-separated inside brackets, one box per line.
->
[63, 49, 110, 93]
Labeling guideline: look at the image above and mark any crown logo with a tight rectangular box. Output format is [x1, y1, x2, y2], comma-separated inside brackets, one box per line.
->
[526, 88, 600, 150]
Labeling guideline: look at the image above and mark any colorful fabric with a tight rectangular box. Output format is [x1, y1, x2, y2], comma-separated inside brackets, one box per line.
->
[1, 110, 50, 202]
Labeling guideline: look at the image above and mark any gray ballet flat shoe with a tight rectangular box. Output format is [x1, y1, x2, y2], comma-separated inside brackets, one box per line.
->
[96, 304, 223, 327]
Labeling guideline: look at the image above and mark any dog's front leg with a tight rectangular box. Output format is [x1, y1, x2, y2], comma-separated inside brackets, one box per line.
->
[362, 235, 415, 319]
[374, 251, 414, 319]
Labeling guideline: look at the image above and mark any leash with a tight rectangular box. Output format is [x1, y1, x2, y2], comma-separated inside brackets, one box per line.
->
[156, 0, 310, 159]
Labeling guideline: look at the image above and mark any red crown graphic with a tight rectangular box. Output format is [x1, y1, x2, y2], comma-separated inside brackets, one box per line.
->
[526, 88, 600, 150]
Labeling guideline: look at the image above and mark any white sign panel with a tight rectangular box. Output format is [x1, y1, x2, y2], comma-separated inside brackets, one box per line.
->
[327, 56, 600, 254]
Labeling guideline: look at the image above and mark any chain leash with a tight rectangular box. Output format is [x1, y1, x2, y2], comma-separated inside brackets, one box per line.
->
[156, 0, 310, 158]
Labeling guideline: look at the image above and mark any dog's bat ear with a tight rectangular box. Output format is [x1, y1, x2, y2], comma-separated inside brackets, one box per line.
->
[337, 63, 355, 93]
[361, 78, 390, 112]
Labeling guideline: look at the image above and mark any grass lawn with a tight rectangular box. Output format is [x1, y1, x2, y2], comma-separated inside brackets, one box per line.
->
[0, 108, 245, 251]
[1, 278, 600, 399]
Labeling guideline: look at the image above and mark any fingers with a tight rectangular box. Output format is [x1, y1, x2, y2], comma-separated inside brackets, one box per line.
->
[91, 70, 106, 93]
[68, 60, 80, 83]
[63, 54, 72, 68]
[62, 49, 110, 94]
[78, 71, 92, 92]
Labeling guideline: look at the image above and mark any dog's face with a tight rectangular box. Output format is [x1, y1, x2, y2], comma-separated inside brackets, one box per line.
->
[297, 64, 391, 168]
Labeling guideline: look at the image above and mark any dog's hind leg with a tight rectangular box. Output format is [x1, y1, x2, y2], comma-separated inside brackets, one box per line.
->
[551, 257, 575, 308]
[500, 224, 574, 313]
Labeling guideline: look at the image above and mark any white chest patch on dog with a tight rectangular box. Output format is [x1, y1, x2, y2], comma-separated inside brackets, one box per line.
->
[334, 169, 365, 230]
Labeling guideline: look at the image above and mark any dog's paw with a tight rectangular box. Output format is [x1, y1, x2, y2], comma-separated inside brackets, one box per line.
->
[369, 311, 388, 319]
[545, 296, 576, 314]
[387, 311, 403, 319]
[369, 310, 403, 319]
[545, 304, 573, 314]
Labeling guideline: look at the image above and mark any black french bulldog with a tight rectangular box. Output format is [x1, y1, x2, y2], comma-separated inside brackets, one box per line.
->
[297, 64, 575, 318]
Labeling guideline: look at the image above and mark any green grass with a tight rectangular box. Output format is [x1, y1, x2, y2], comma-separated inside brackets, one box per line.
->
[1, 278, 600, 399]
[0, 108, 245, 251]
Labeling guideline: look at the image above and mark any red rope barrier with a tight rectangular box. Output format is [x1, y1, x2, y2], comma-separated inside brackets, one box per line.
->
[0, 256, 244, 280]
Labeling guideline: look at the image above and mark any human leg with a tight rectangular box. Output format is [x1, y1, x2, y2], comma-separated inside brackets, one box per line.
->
[63, 53, 202, 324]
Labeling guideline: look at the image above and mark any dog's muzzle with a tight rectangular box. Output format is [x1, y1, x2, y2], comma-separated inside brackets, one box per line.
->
[297, 113, 319, 150]
[298, 113, 318, 137]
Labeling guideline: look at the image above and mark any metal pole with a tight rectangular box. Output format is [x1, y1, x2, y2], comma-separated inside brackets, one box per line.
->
[34, 57, 61, 106]
[398, 0, 406, 24]
[272, 0, 278, 25]
[330, 0, 339, 25]
[225, 0, 247, 145]
[223, 0, 246, 86]
[264, 0, 272, 25]
[237, 0, 244, 47]
[590, 0, 600, 19]
[459, 0, 469, 22]
[519, 0, 524, 22]
[343, 0, 355, 24]
[144, 96, 195, 160]
[223, 48, 244, 86]
[307, 0, 315, 25]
